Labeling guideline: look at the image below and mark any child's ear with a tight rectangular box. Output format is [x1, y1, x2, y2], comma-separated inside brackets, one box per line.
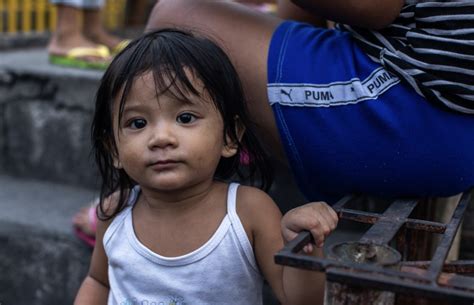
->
[113, 156, 123, 169]
[221, 116, 246, 158]
[107, 141, 123, 169]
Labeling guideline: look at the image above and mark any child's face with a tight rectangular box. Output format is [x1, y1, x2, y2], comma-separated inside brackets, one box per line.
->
[111, 71, 237, 193]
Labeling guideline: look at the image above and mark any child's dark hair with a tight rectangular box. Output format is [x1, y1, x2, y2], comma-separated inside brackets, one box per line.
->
[92, 29, 273, 219]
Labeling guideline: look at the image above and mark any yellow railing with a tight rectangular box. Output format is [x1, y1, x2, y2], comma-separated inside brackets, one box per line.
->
[104, 0, 126, 30]
[0, 0, 125, 34]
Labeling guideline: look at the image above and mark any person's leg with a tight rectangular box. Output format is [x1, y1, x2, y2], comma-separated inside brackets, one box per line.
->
[48, 4, 101, 56]
[263, 20, 474, 203]
[48, 0, 112, 68]
[146, 0, 287, 162]
[83, 7, 124, 50]
[125, 0, 150, 27]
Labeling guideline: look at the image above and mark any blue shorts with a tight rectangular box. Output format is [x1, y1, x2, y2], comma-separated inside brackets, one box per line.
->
[267, 21, 474, 203]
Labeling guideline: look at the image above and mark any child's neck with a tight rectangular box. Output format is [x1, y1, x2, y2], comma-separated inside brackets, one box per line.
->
[138, 180, 220, 215]
[131, 181, 229, 257]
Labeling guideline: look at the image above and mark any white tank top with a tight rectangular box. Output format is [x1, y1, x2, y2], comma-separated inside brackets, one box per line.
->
[104, 183, 263, 305]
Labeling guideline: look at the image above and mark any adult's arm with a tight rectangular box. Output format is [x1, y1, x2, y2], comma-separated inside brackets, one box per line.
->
[277, 0, 328, 27]
[291, 0, 404, 29]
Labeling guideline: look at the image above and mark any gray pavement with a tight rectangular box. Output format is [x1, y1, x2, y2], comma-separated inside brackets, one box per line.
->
[0, 174, 97, 234]
[0, 175, 96, 305]
[0, 48, 103, 79]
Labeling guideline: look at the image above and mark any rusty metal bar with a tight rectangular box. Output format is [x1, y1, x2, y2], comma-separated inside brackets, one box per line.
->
[277, 244, 474, 294]
[335, 208, 446, 233]
[275, 236, 474, 303]
[326, 267, 474, 304]
[402, 260, 474, 274]
[275, 232, 427, 282]
[396, 226, 408, 260]
[427, 191, 471, 281]
[275, 189, 474, 303]
[400, 266, 474, 292]
[336, 208, 380, 224]
[404, 219, 446, 234]
[359, 200, 417, 245]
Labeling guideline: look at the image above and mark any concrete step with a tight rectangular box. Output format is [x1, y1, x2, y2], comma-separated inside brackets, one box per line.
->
[0, 174, 97, 305]
[0, 49, 103, 188]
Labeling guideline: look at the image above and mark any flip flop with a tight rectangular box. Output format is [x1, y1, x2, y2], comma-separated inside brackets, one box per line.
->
[49, 45, 111, 70]
[72, 202, 98, 247]
[111, 39, 131, 56]
[74, 227, 96, 248]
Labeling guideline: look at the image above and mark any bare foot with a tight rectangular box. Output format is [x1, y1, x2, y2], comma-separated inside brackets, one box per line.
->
[48, 31, 111, 62]
[85, 28, 124, 51]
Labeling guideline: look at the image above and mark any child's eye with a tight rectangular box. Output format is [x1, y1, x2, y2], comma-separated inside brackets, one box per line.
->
[129, 118, 147, 129]
[176, 113, 196, 124]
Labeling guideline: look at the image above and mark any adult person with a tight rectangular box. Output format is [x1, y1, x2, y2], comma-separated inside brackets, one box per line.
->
[73, 0, 474, 251]
[145, 0, 474, 207]
[48, 0, 129, 69]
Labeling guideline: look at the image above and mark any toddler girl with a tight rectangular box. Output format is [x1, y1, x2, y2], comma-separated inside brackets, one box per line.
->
[74, 29, 338, 305]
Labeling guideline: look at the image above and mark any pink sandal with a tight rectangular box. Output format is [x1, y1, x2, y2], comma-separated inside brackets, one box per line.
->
[72, 202, 98, 247]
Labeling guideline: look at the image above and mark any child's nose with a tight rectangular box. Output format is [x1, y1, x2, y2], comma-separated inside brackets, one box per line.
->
[147, 123, 177, 149]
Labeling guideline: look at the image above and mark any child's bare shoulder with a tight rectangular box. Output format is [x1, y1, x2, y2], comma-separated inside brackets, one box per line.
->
[94, 190, 128, 244]
[237, 184, 275, 205]
[96, 190, 127, 230]
[97, 190, 130, 219]
[236, 185, 282, 225]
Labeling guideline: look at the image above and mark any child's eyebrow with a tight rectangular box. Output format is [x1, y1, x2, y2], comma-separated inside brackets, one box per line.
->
[161, 90, 204, 107]
[121, 95, 202, 114]
[122, 103, 147, 113]
[175, 96, 200, 106]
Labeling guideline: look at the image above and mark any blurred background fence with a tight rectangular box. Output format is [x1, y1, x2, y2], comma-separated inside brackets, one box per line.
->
[0, 0, 127, 35]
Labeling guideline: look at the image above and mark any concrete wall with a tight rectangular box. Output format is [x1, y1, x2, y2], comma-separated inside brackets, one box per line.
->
[0, 62, 101, 188]
[0, 222, 91, 305]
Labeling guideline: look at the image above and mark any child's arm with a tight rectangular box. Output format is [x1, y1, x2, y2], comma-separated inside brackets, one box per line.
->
[281, 202, 338, 252]
[74, 196, 118, 305]
[238, 187, 337, 305]
[289, 0, 404, 29]
[74, 217, 110, 305]
[280, 202, 338, 304]
[74, 275, 109, 305]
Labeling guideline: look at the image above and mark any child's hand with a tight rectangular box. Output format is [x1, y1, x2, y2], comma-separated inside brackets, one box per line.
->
[281, 202, 338, 253]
